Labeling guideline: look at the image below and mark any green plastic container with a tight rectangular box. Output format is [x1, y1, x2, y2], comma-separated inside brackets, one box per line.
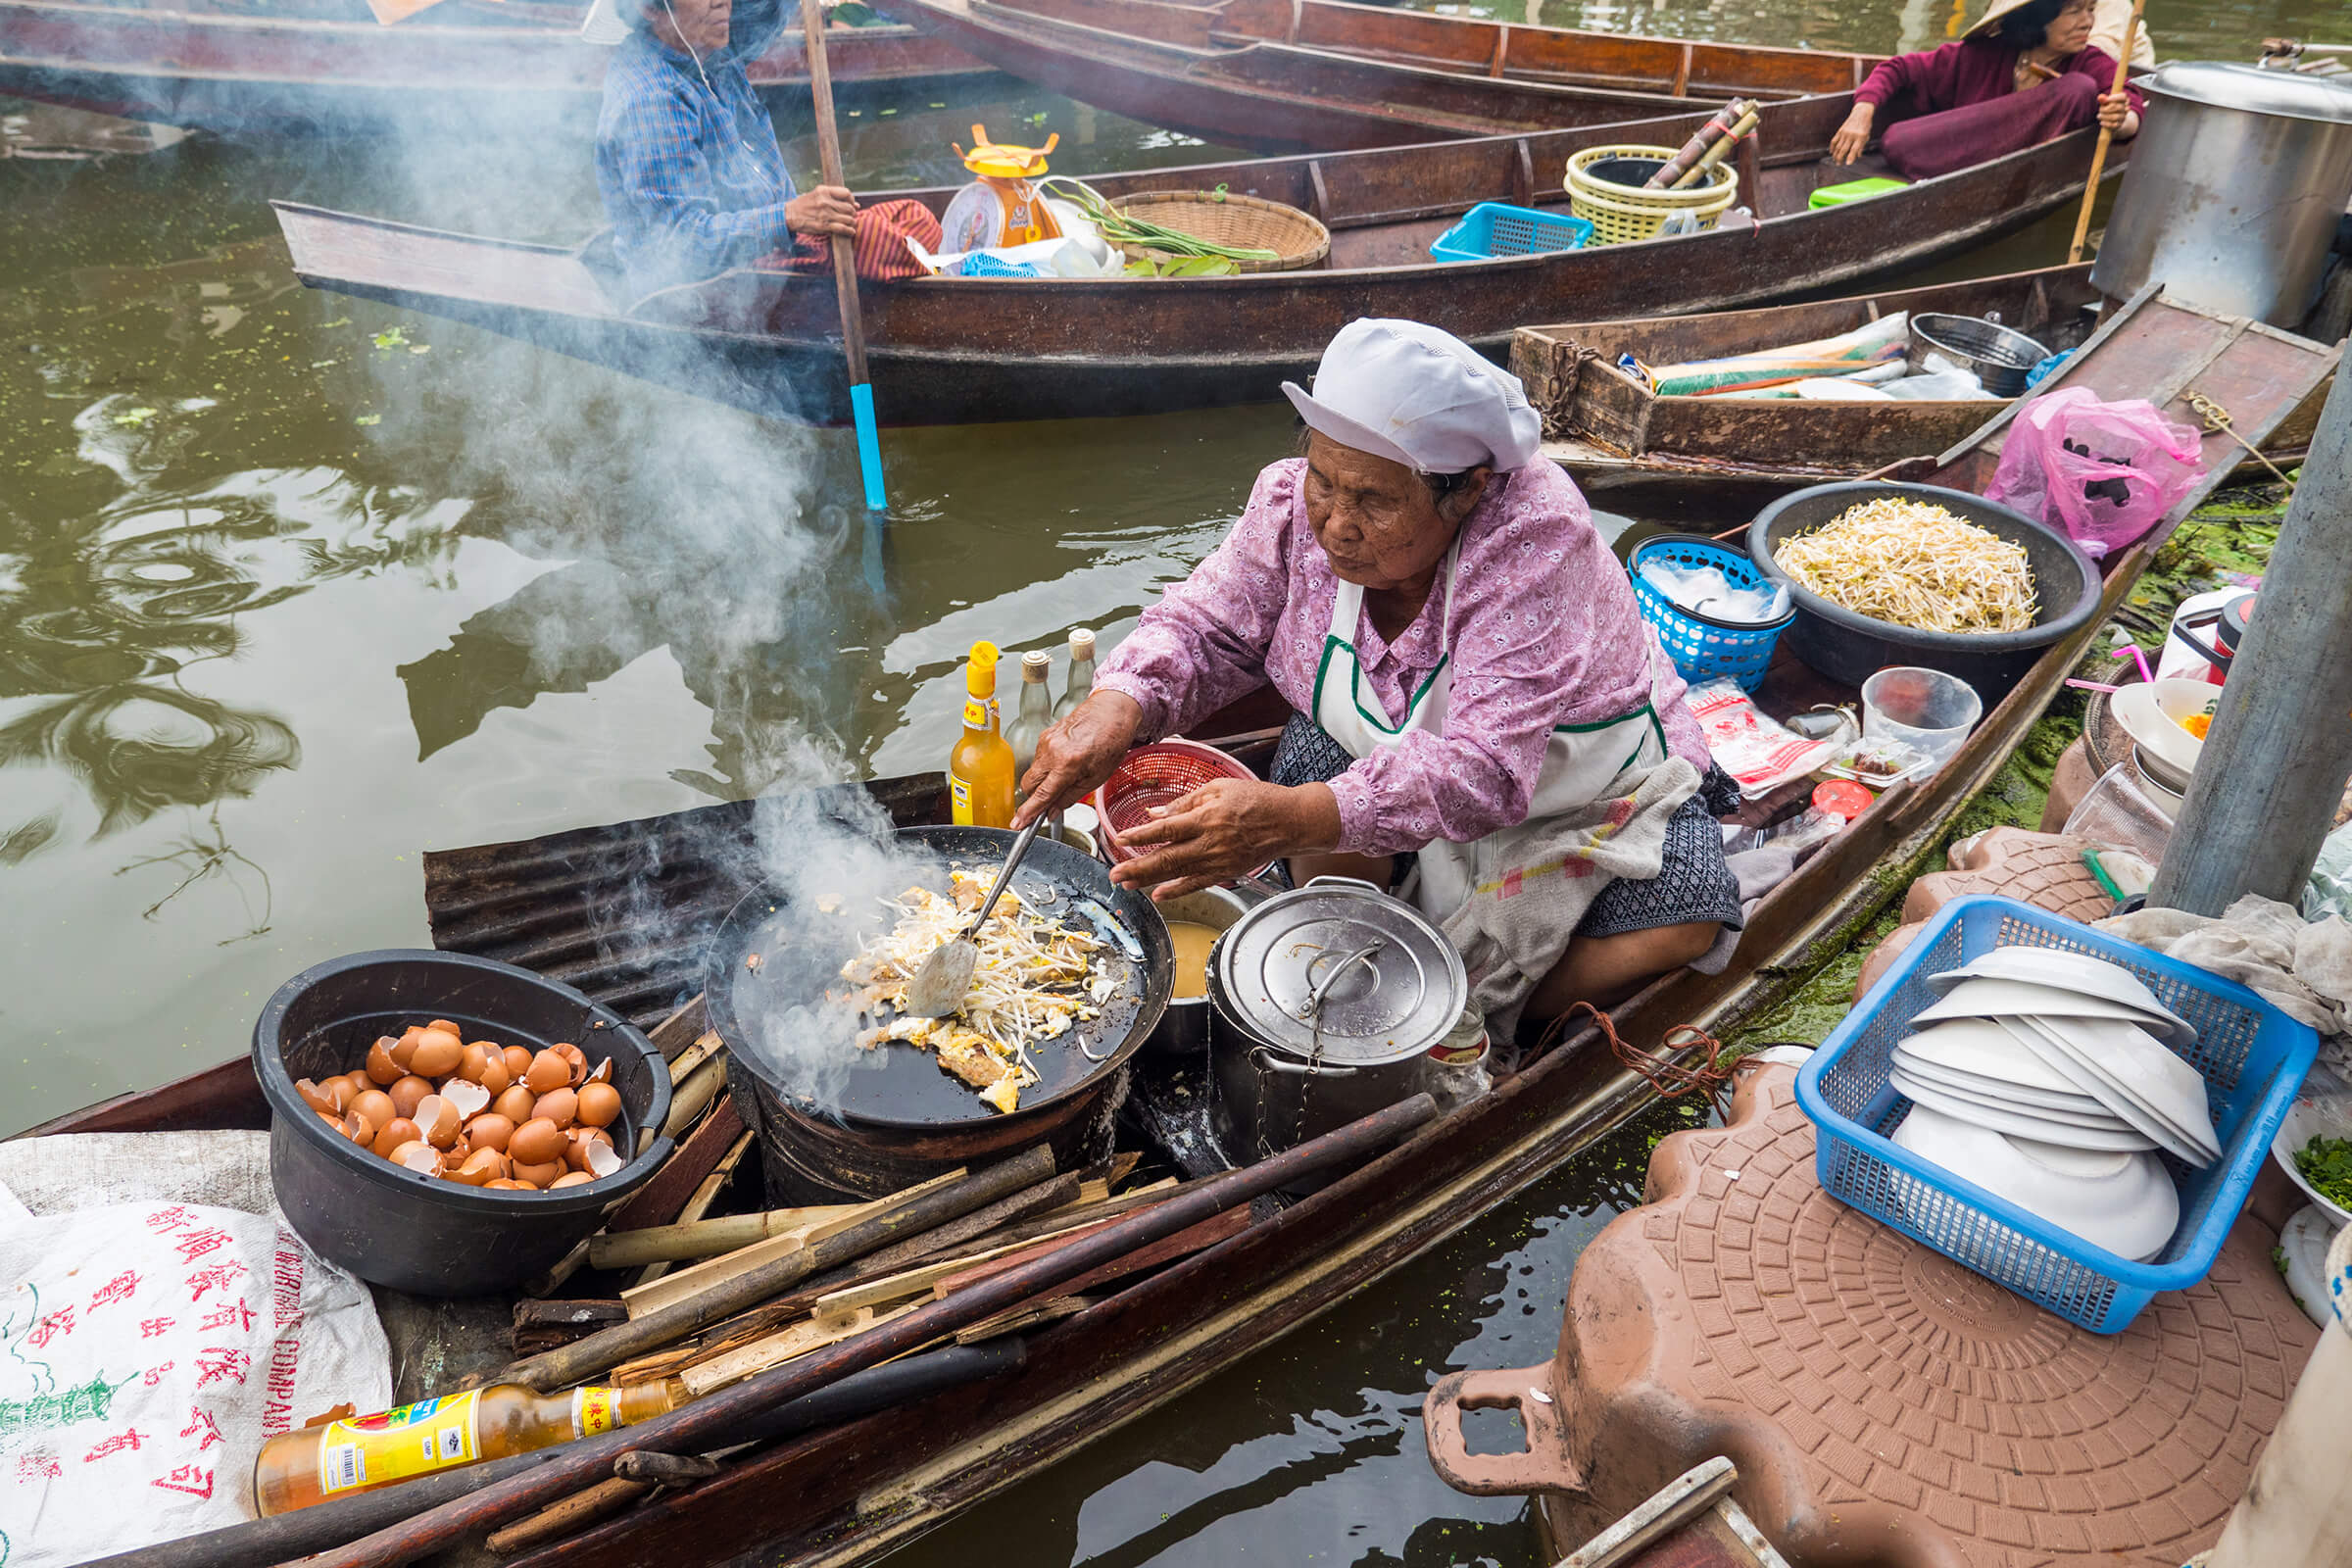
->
[1809, 177, 1908, 209]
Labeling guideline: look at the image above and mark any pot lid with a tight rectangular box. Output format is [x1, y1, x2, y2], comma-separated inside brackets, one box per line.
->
[2146, 61, 2352, 124]
[1213, 877, 1467, 1063]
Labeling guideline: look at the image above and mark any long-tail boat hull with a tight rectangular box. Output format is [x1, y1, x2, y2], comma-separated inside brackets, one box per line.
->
[0, 0, 994, 134]
[271, 100, 2126, 427]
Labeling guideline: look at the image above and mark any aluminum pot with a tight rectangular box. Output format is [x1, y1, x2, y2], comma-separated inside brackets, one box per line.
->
[2091, 61, 2352, 327]
[1146, 882, 1269, 1061]
[1207, 877, 1467, 1173]
[1904, 313, 2050, 398]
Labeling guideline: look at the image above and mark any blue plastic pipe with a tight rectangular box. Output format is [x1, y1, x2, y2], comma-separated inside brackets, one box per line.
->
[851, 381, 886, 512]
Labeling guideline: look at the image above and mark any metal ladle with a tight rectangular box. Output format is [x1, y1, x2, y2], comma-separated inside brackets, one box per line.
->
[902, 816, 1046, 1018]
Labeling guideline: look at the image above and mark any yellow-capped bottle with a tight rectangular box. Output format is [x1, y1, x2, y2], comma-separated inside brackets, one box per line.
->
[252, 1380, 684, 1516]
[950, 640, 1017, 827]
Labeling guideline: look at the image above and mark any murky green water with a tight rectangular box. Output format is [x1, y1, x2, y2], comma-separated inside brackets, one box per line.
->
[0, 0, 2310, 1555]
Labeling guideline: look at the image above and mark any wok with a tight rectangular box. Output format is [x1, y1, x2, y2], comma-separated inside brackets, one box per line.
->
[705, 825, 1175, 1134]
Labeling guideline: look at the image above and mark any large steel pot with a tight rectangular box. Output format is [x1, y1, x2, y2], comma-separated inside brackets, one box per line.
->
[1207, 877, 1466, 1176]
[2091, 62, 2352, 327]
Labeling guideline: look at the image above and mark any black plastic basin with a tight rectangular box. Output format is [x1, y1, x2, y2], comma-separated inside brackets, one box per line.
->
[1746, 482, 2101, 698]
[253, 950, 673, 1297]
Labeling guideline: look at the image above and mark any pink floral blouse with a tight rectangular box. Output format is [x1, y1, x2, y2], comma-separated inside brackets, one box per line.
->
[1094, 456, 1712, 856]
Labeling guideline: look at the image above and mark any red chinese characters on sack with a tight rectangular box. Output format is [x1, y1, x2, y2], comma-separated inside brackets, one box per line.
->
[180, 1406, 223, 1451]
[86, 1272, 141, 1312]
[139, 1317, 175, 1340]
[193, 1348, 250, 1389]
[171, 1228, 233, 1265]
[151, 1463, 215, 1500]
[27, 1307, 74, 1350]
[82, 1430, 144, 1462]
[185, 1262, 247, 1301]
[200, 1300, 256, 1335]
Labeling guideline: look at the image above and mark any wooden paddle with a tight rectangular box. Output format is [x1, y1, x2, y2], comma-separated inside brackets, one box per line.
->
[2066, 0, 2146, 266]
[800, 0, 889, 511]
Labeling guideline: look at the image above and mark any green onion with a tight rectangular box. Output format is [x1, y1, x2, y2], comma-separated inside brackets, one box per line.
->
[1039, 177, 1280, 266]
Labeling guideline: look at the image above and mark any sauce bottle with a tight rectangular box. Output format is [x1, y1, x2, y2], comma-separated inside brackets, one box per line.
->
[1054, 628, 1096, 722]
[949, 640, 1016, 827]
[1005, 649, 1055, 782]
[252, 1380, 684, 1516]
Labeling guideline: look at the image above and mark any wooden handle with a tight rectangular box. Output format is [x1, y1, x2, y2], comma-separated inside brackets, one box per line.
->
[2067, 0, 2145, 265]
[799, 0, 869, 388]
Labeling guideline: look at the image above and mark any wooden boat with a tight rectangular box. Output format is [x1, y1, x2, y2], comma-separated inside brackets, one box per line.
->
[30, 290, 2331, 1568]
[270, 98, 2127, 428]
[867, 0, 1880, 151]
[0, 0, 994, 135]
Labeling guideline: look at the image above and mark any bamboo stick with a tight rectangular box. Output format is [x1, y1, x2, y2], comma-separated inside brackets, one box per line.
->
[662, 1054, 728, 1139]
[665, 1032, 723, 1084]
[306, 1098, 1435, 1568]
[597, 1166, 965, 1272]
[840, 1170, 1081, 1278]
[503, 1145, 1057, 1392]
[632, 1130, 756, 1288]
[485, 1479, 643, 1555]
[2067, 0, 2145, 265]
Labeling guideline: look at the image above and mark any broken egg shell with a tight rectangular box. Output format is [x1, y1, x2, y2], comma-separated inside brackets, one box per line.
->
[564, 1126, 612, 1172]
[549, 1171, 595, 1189]
[492, 1085, 537, 1123]
[522, 1050, 570, 1096]
[297, 1078, 339, 1115]
[587, 1057, 612, 1085]
[575, 1081, 622, 1129]
[316, 1108, 346, 1136]
[502, 1044, 535, 1079]
[458, 1042, 495, 1083]
[415, 1095, 462, 1150]
[351, 1088, 396, 1129]
[345, 1112, 377, 1149]
[509, 1157, 567, 1188]
[508, 1117, 567, 1166]
[338, 1070, 374, 1102]
[474, 1056, 514, 1097]
[370, 1117, 420, 1159]
[532, 1088, 577, 1129]
[449, 1148, 509, 1187]
[411, 1029, 465, 1078]
[583, 1139, 623, 1179]
[391, 1141, 443, 1177]
[365, 1038, 404, 1086]
[483, 1178, 535, 1191]
[439, 1078, 492, 1119]
[427, 1018, 460, 1035]
[466, 1112, 515, 1153]
[390, 1027, 423, 1071]
[388, 1074, 433, 1120]
[552, 1043, 589, 1087]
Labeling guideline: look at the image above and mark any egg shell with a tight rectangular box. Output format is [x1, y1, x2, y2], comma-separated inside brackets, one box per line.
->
[549, 1172, 595, 1189]
[523, 1051, 570, 1095]
[365, 1038, 404, 1086]
[439, 1079, 492, 1119]
[583, 1139, 624, 1179]
[575, 1082, 622, 1129]
[502, 1044, 535, 1078]
[316, 1108, 346, 1136]
[339, 1071, 374, 1102]
[391, 1141, 443, 1177]
[351, 1089, 396, 1128]
[297, 1079, 338, 1115]
[483, 1178, 535, 1191]
[509, 1157, 567, 1188]
[466, 1113, 515, 1152]
[450, 1148, 509, 1187]
[388, 1075, 433, 1120]
[552, 1043, 589, 1087]
[492, 1085, 538, 1123]
[564, 1127, 612, 1172]
[474, 1056, 514, 1097]
[345, 1112, 378, 1149]
[427, 1018, 460, 1035]
[371, 1117, 420, 1158]
[411, 1030, 465, 1078]
[390, 1028, 423, 1071]
[508, 1117, 567, 1166]
[458, 1044, 494, 1084]
[415, 1096, 462, 1150]
[532, 1088, 578, 1129]
[587, 1057, 613, 1085]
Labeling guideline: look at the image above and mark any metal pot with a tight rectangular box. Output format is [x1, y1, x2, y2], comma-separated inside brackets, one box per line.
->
[2091, 61, 2352, 327]
[1904, 313, 2050, 398]
[1207, 877, 1467, 1171]
[1146, 883, 1267, 1061]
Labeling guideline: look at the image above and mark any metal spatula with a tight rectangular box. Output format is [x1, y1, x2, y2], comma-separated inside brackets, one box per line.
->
[903, 817, 1046, 1018]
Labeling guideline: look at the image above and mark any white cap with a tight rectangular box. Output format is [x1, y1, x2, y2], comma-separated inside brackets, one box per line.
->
[1281, 318, 1543, 474]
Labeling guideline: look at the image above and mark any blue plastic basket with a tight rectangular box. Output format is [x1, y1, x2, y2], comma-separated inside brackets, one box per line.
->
[1795, 896, 2320, 1334]
[1626, 534, 1793, 693]
[1429, 203, 1595, 263]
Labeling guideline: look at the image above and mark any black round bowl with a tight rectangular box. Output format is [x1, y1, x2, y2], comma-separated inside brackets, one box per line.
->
[253, 950, 673, 1297]
[1747, 482, 2102, 698]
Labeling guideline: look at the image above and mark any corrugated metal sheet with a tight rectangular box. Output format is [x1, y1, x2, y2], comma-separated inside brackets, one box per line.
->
[421, 775, 946, 1030]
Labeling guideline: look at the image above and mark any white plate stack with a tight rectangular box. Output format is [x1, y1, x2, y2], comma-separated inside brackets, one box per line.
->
[1886, 947, 2220, 1262]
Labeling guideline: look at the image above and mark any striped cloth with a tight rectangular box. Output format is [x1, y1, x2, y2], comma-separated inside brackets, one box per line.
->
[771, 200, 944, 281]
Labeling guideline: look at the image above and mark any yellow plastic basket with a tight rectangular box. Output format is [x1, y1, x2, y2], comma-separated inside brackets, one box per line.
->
[1565, 144, 1739, 246]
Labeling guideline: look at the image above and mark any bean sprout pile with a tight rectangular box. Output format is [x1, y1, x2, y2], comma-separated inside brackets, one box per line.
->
[1774, 498, 2038, 635]
[837, 869, 1118, 1114]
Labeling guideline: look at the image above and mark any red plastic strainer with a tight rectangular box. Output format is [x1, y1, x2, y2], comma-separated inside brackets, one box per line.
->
[1089, 740, 1260, 868]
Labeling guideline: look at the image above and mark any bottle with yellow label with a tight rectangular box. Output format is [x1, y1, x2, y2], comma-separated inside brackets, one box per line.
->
[251, 1379, 684, 1515]
[949, 640, 1016, 828]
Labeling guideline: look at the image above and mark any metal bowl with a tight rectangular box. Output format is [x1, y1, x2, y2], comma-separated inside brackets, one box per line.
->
[1906, 313, 2051, 397]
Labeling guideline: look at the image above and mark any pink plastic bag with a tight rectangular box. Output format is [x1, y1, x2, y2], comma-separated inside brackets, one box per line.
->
[1985, 387, 2206, 560]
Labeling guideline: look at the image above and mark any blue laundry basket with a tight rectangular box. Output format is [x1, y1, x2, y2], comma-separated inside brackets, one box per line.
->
[1429, 203, 1594, 263]
[1626, 534, 1793, 693]
[1795, 896, 2321, 1334]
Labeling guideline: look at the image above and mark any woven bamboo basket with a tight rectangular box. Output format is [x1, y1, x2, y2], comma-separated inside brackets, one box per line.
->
[1107, 190, 1330, 272]
[1564, 145, 1739, 246]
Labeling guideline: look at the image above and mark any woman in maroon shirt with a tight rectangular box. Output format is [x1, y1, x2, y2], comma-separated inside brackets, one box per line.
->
[1829, 0, 2142, 180]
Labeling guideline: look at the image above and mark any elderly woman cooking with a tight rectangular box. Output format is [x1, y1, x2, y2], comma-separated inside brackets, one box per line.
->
[1015, 318, 1742, 1036]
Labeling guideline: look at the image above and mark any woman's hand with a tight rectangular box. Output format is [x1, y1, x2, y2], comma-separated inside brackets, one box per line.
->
[1829, 103, 1875, 165]
[1108, 780, 1341, 901]
[2097, 92, 2139, 139]
[1012, 691, 1144, 828]
[785, 185, 859, 239]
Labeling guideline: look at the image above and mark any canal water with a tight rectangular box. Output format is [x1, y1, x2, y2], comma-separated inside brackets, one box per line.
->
[0, 0, 2312, 1556]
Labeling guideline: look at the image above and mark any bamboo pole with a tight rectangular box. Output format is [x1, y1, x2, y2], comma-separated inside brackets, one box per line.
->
[2066, 0, 2144, 265]
[799, 0, 888, 511]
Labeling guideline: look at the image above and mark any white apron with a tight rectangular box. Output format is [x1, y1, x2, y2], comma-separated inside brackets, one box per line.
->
[1309, 542, 1670, 919]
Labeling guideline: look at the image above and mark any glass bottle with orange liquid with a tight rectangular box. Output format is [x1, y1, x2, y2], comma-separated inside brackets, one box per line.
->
[949, 640, 1016, 827]
[252, 1379, 684, 1515]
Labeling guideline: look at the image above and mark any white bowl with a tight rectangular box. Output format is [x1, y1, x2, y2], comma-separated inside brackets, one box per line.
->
[2111, 678, 2218, 794]
[2271, 1097, 2352, 1230]
[1897, 1018, 2088, 1096]
[1911, 975, 2198, 1050]
[1889, 1048, 2120, 1117]
[1925, 948, 2194, 1047]
[2001, 1015, 2221, 1167]
[1889, 1066, 2160, 1152]
[1891, 1103, 2180, 1261]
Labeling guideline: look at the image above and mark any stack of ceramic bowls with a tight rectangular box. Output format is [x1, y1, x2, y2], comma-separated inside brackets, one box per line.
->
[1886, 947, 2220, 1262]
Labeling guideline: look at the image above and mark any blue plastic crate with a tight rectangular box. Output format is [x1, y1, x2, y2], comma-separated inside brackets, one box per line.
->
[1429, 203, 1594, 263]
[1626, 534, 1793, 693]
[1795, 896, 2320, 1334]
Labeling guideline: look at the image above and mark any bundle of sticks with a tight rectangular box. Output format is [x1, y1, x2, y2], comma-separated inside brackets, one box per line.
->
[1644, 98, 1762, 190]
